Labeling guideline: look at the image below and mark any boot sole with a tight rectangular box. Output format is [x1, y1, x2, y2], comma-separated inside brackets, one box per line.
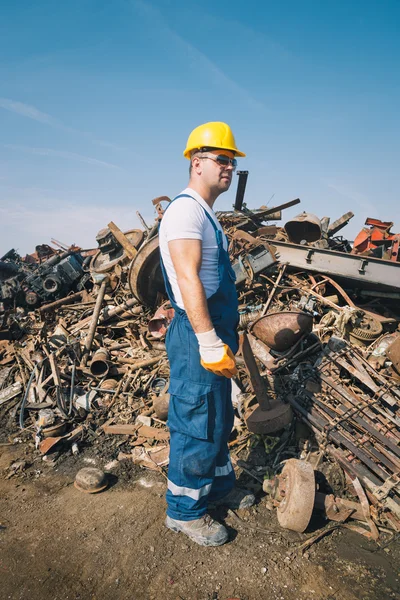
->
[165, 518, 228, 547]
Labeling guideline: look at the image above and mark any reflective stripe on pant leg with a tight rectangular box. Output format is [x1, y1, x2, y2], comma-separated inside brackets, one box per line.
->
[208, 447, 236, 502]
[215, 460, 233, 477]
[167, 479, 212, 500]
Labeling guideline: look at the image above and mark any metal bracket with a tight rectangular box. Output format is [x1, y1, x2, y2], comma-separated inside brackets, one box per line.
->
[358, 259, 368, 274]
[306, 249, 315, 264]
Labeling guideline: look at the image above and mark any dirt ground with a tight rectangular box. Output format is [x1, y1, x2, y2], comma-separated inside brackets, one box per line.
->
[1, 441, 399, 600]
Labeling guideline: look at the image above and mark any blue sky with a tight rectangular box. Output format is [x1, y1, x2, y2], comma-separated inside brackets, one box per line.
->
[1, 0, 399, 255]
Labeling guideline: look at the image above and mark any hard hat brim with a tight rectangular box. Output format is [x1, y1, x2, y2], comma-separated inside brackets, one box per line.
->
[183, 146, 246, 159]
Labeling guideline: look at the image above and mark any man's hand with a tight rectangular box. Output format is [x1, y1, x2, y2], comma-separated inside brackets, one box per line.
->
[196, 329, 237, 378]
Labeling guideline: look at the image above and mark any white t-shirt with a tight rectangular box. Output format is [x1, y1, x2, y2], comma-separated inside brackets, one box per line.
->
[159, 187, 227, 310]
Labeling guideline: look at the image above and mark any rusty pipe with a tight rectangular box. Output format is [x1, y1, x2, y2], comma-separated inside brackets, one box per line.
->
[80, 278, 108, 367]
[98, 297, 140, 324]
[39, 291, 84, 314]
[89, 348, 110, 377]
[115, 356, 163, 369]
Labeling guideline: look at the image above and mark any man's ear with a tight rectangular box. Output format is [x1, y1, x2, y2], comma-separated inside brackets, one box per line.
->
[191, 155, 202, 174]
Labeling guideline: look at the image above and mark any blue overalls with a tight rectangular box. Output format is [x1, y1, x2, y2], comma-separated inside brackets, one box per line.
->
[160, 194, 240, 521]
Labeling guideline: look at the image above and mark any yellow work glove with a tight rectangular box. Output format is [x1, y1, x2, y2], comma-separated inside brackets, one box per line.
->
[196, 329, 237, 379]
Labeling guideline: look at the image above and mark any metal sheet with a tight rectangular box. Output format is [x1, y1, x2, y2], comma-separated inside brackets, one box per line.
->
[272, 240, 400, 291]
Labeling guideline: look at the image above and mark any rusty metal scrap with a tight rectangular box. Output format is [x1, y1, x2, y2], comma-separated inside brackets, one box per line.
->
[1, 179, 400, 540]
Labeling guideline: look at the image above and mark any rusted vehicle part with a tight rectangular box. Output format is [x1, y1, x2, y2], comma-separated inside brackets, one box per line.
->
[90, 348, 110, 377]
[348, 313, 383, 346]
[128, 236, 165, 308]
[271, 240, 400, 291]
[268, 459, 315, 533]
[387, 335, 400, 375]
[148, 302, 175, 339]
[232, 243, 278, 285]
[90, 228, 143, 274]
[284, 212, 322, 244]
[241, 333, 292, 434]
[80, 278, 108, 367]
[263, 460, 372, 532]
[1, 246, 87, 311]
[250, 310, 313, 352]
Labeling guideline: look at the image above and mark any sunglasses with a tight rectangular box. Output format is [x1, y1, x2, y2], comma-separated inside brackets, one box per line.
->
[199, 154, 237, 169]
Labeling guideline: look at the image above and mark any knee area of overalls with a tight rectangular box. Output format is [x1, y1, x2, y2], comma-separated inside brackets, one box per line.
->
[181, 445, 216, 478]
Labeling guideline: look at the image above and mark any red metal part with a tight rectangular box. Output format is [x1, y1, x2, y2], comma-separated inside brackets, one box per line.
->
[352, 217, 399, 260]
[365, 218, 393, 230]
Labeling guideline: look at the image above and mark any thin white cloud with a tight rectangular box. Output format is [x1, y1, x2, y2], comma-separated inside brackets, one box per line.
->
[4, 144, 122, 170]
[133, 0, 268, 113]
[0, 98, 62, 127]
[0, 97, 126, 151]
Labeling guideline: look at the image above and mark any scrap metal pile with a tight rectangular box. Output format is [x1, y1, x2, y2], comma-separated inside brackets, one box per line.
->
[1, 175, 400, 539]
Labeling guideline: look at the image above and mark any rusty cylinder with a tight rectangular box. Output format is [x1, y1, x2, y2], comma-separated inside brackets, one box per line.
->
[89, 348, 110, 377]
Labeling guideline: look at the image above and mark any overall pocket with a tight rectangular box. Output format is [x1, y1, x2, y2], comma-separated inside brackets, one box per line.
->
[167, 391, 212, 441]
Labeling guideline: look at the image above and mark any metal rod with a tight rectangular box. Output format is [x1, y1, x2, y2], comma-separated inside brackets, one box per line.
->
[115, 356, 163, 369]
[80, 278, 108, 367]
[39, 291, 85, 314]
[261, 264, 287, 316]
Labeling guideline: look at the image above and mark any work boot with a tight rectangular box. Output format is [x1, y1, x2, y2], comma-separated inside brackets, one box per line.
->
[209, 486, 256, 510]
[165, 514, 229, 546]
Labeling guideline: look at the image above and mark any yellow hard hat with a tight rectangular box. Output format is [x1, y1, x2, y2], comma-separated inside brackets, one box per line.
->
[183, 121, 246, 159]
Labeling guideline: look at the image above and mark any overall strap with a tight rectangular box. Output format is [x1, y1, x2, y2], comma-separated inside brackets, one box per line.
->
[170, 193, 223, 247]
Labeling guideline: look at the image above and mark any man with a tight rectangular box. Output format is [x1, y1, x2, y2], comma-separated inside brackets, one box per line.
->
[159, 122, 255, 547]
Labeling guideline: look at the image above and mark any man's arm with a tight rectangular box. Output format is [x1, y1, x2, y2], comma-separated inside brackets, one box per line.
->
[168, 238, 212, 333]
[168, 238, 237, 378]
